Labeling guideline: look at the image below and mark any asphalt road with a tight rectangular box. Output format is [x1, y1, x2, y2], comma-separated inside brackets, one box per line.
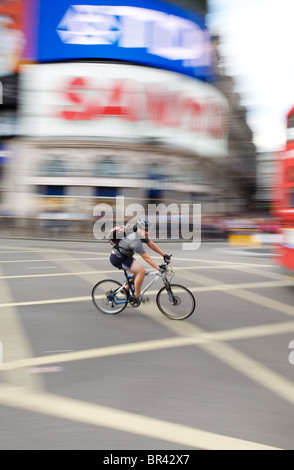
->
[0, 237, 293, 450]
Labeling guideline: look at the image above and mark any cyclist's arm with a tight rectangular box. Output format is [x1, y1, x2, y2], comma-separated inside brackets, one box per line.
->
[146, 240, 165, 257]
[140, 252, 161, 271]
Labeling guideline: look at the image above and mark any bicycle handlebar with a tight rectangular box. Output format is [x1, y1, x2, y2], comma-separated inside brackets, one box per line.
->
[159, 263, 168, 270]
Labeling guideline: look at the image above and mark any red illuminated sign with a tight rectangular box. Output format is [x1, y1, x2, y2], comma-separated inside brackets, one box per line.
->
[56, 76, 227, 138]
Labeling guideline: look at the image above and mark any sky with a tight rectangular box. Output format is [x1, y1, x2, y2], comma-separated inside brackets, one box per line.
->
[206, 0, 294, 153]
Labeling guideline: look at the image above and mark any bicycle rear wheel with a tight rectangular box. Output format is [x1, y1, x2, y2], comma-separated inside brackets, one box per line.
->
[156, 284, 196, 320]
[92, 279, 127, 314]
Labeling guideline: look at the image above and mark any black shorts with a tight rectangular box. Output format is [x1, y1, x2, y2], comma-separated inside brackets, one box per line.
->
[110, 253, 134, 271]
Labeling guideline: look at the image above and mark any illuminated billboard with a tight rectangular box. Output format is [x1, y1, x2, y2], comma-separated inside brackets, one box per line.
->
[24, 0, 213, 80]
[19, 63, 228, 156]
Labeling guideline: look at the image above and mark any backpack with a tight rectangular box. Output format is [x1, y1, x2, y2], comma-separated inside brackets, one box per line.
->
[108, 224, 132, 246]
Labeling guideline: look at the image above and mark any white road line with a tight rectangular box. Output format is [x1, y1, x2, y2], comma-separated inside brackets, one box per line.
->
[176, 270, 294, 317]
[0, 266, 288, 283]
[0, 279, 292, 309]
[228, 263, 286, 281]
[173, 255, 275, 267]
[0, 257, 108, 264]
[0, 244, 108, 256]
[43, 350, 75, 354]
[0, 296, 91, 308]
[0, 337, 193, 371]
[0, 243, 278, 267]
[227, 288, 294, 318]
[193, 279, 293, 292]
[0, 384, 281, 450]
[140, 303, 294, 411]
[27, 266, 57, 269]
[200, 339, 294, 407]
[0, 270, 112, 279]
[39, 251, 109, 286]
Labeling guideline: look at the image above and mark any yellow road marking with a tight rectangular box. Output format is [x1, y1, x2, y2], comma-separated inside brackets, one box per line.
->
[1, 320, 294, 373]
[0, 267, 43, 390]
[0, 384, 281, 450]
[0, 337, 193, 371]
[176, 270, 294, 317]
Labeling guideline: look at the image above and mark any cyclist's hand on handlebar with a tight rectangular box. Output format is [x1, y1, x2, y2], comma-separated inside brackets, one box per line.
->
[159, 264, 168, 272]
[163, 254, 172, 263]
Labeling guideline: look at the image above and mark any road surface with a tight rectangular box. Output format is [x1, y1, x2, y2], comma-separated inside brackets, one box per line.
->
[0, 238, 293, 450]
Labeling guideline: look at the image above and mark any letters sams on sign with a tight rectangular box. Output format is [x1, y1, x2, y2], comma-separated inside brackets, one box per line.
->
[29, 0, 212, 80]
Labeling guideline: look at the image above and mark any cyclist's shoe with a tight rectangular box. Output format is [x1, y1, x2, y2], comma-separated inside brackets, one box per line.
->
[130, 295, 149, 307]
[130, 296, 140, 307]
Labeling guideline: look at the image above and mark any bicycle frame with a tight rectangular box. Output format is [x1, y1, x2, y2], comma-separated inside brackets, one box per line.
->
[141, 270, 168, 295]
[92, 259, 195, 319]
[112, 268, 171, 306]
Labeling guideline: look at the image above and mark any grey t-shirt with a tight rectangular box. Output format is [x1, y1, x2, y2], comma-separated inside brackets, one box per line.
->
[114, 231, 150, 258]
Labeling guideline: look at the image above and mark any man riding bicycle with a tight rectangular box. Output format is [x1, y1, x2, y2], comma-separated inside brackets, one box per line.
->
[110, 216, 171, 306]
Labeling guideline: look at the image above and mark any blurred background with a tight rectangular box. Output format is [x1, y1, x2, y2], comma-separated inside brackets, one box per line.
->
[2, 1, 294, 451]
[0, 0, 292, 247]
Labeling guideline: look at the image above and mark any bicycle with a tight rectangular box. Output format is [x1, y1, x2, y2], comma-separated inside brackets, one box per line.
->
[91, 261, 196, 320]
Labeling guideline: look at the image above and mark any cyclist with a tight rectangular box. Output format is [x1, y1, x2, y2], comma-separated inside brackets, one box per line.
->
[110, 216, 171, 306]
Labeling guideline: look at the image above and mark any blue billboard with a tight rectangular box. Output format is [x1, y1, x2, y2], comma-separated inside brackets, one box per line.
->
[25, 0, 213, 80]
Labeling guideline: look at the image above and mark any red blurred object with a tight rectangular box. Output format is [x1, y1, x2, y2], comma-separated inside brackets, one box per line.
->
[273, 107, 294, 275]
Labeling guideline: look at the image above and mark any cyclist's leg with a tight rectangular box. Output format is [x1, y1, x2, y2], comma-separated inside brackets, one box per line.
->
[118, 257, 136, 298]
[109, 254, 143, 300]
[128, 259, 145, 300]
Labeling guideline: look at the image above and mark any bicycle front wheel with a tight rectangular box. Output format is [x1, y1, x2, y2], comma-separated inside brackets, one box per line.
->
[156, 284, 196, 320]
[92, 279, 127, 314]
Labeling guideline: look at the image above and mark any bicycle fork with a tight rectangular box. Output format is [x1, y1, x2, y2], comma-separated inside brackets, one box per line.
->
[164, 279, 177, 305]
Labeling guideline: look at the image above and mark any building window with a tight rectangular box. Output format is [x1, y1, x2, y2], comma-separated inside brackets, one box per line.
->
[39, 186, 65, 196]
[41, 157, 67, 176]
[95, 187, 117, 198]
